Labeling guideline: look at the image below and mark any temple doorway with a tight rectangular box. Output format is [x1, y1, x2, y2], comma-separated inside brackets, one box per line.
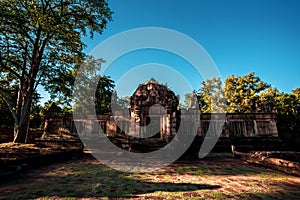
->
[129, 78, 179, 140]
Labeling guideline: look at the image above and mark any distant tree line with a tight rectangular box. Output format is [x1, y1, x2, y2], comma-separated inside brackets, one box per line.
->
[183, 72, 300, 147]
[0, 70, 299, 147]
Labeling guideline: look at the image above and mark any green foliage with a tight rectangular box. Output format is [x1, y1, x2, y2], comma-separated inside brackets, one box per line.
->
[73, 56, 115, 114]
[198, 77, 226, 113]
[225, 72, 270, 113]
[0, 85, 17, 131]
[273, 89, 300, 142]
[181, 93, 192, 109]
[29, 104, 44, 128]
[292, 88, 300, 100]
[113, 95, 130, 110]
[197, 72, 299, 149]
[275, 93, 298, 115]
[95, 76, 115, 114]
[0, 0, 112, 142]
[196, 73, 270, 113]
[259, 87, 279, 104]
[0, 85, 42, 130]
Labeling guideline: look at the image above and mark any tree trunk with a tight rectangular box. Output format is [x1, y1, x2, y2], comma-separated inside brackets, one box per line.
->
[13, 118, 29, 143]
[13, 97, 32, 143]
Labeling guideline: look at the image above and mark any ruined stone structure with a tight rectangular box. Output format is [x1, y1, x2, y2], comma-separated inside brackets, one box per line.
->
[200, 113, 278, 138]
[128, 78, 179, 139]
[40, 79, 280, 151]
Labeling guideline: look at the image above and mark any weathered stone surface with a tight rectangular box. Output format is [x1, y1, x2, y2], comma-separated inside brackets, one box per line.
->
[35, 79, 281, 153]
[201, 113, 278, 137]
[233, 150, 300, 176]
[128, 79, 179, 139]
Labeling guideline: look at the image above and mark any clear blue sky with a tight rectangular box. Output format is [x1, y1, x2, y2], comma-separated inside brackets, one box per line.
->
[44, 0, 300, 104]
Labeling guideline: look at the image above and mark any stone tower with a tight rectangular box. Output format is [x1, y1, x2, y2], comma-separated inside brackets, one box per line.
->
[129, 78, 179, 139]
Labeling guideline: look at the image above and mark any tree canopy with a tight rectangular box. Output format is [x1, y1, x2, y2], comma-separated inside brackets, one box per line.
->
[73, 56, 115, 114]
[198, 77, 226, 113]
[224, 72, 270, 113]
[193, 72, 300, 148]
[0, 0, 113, 142]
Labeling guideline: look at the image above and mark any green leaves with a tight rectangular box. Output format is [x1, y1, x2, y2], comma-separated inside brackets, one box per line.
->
[72, 56, 115, 114]
[0, 0, 113, 142]
[198, 77, 226, 113]
[1, 0, 113, 101]
[224, 72, 270, 113]
[196, 71, 299, 139]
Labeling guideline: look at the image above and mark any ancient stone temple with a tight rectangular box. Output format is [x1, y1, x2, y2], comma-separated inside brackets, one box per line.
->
[39, 78, 281, 152]
[128, 78, 179, 139]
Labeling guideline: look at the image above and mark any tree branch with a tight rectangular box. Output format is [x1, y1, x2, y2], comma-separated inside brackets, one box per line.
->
[0, 90, 18, 124]
[0, 53, 22, 80]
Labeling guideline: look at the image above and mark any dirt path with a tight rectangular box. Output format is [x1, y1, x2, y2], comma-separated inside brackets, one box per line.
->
[0, 154, 299, 199]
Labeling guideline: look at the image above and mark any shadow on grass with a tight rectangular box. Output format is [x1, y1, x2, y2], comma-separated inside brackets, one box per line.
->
[1, 154, 299, 200]
[162, 156, 280, 177]
[1, 163, 221, 199]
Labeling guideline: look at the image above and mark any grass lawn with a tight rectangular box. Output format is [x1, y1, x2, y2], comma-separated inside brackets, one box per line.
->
[0, 153, 299, 199]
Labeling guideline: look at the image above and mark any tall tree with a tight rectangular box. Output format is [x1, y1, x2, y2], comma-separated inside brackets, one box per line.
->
[225, 72, 269, 113]
[257, 87, 279, 112]
[95, 76, 115, 114]
[0, 0, 112, 143]
[72, 56, 115, 114]
[198, 77, 226, 113]
[272, 89, 300, 149]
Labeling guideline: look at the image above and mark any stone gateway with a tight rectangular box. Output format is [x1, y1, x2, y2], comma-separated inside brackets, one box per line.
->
[129, 78, 179, 139]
